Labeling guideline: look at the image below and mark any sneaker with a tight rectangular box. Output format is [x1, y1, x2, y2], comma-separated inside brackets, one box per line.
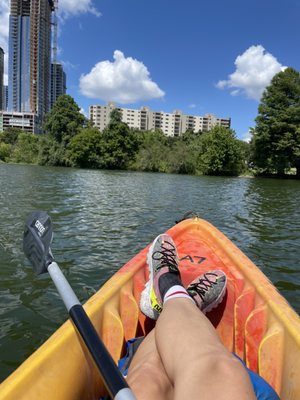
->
[140, 234, 180, 320]
[187, 270, 227, 314]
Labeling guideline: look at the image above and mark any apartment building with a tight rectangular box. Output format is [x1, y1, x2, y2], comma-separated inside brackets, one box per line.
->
[90, 103, 231, 136]
[8, 0, 54, 119]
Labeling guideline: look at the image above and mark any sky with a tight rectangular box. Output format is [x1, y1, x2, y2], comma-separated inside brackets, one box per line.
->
[0, 0, 300, 141]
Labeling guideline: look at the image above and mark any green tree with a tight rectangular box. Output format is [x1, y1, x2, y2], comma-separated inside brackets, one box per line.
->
[37, 135, 68, 166]
[11, 132, 40, 164]
[166, 138, 197, 174]
[100, 112, 139, 169]
[181, 129, 202, 144]
[0, 142, 12, 161]
[197, 126, 244, 176]
[252, 67, 300, 176]
[0, 127, 22, 145]
[237, 139, 251, 168]
[132, 130, 169, 172]
[43, 95, 86, 144]
[68, 128, 103, 168]
[108, 108, 123, 126]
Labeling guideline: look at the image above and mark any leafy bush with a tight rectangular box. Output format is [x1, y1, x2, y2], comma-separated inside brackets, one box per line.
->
[197, 127, 245, 176]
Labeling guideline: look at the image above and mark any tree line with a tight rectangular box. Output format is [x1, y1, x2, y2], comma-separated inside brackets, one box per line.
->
[0, 96, 249, 176]
[1, 66, 299, 178]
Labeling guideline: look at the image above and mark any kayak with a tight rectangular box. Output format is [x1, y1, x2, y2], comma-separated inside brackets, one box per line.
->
[1, 217, 300, 399]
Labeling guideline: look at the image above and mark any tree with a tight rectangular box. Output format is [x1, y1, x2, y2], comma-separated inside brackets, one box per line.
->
[108, 109, 123, 126]
[37, 135, 68, 166]
[0, 127, 22, 145]
[181, 129, 202, 144]
[166, 138, 197, 174]
[0, 142, 12, 161]
[100, 112, 139, 169]
[68, 128, 103, 168]
[43, 95, 86, 144]
[11, 132, 40, 164]
[131, 130, 169, 172]
[237, 140, 251, 168]
[252, 67, 300, 177]
[197, 126, 245, 176]
[0, 130, 16, 161]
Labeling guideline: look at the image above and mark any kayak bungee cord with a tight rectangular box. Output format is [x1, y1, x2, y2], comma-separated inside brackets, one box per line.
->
[23, 211, 136, 400]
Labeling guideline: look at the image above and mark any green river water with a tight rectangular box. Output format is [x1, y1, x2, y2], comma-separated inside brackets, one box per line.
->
[0, 163, 299, 382]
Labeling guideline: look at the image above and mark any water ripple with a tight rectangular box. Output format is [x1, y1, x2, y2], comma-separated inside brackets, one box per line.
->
[0, 165, 299, 381]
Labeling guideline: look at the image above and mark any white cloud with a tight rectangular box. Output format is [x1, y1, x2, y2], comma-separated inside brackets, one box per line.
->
[58, 0, 101, 18]
[188, 103, 197, 108]
[80, 107, 88, 117]
[241, 130, 252, 143]
[79, 50, 165, 104]
[61, 59, 77, 70]
[230, 89, 240, 96]
[216, 45, 287, 101]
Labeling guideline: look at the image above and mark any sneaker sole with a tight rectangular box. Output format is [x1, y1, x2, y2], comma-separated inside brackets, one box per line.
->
[139, 237, 161, 320]
[147, 237, 163, 315]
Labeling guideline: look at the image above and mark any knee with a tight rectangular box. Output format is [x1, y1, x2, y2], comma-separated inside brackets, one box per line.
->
[127, 355, 173, 400]
[128, 354, 165, 384]
[200, 351, 250, 382]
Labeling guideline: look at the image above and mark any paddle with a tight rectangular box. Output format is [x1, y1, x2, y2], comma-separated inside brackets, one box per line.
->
[23, 211, 136, 400]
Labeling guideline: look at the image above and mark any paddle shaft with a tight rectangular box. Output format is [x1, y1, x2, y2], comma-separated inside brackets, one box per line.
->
[47, 262, 136, 400]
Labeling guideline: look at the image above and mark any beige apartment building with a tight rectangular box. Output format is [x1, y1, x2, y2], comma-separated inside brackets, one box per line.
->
[90, 103, 231, 137]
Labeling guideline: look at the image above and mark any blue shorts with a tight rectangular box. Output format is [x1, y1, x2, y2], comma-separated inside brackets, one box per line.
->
[118, 338, 280, 400]
[234, 355, 280, 400]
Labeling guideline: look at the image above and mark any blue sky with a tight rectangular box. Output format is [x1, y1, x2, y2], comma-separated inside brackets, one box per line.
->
[1, 0, 300, 140]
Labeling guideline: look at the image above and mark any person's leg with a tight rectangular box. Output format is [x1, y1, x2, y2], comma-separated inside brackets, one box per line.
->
[155, 298, 256, 400]
[127, 329, 174, 400]
[140, 234, 256, 400]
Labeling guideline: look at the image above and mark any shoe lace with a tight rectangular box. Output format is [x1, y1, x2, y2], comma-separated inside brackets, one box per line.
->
[188, 273, 218, 301]
[152, 241, 178, 273]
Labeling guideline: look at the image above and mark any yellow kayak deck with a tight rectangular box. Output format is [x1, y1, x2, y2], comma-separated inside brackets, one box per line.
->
[1, 218, 300, 399]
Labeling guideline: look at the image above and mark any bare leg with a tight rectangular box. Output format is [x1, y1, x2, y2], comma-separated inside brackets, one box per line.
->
[127, 329, 173, 400]
[155, 298, 256, 400]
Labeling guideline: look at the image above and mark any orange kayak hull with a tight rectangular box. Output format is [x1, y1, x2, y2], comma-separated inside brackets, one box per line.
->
[1, 218, 300, 399]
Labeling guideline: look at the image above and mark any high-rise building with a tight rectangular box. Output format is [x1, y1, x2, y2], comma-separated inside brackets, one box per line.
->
[50, 63, 66, 108]
[0, 47, 4, 110]
[8, 0, 54, 120]
[90, 103, 231, 137]
[3, 86, 8, 111]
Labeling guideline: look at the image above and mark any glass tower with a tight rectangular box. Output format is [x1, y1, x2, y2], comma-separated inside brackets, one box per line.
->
[50, 63, 67, 109]
[8, 0, 54, 119]
[0, 47, 4, 110]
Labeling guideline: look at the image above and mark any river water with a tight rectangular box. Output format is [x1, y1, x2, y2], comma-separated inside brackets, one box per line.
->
[0, 163, 299, 382]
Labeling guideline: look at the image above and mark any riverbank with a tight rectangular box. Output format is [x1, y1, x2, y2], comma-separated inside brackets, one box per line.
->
[0, 123, 250, 176]
[3, 159, 300, 180]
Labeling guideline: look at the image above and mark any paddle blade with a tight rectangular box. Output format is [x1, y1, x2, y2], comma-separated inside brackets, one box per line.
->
[23, 211, 54, 275]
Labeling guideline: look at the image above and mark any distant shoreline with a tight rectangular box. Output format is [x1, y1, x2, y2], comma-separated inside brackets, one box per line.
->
[1, 161, 299, 180]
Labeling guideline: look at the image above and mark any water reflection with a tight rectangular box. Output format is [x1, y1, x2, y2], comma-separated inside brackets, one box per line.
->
[233, 178, 300, 310]
[0, 164, 299, 382]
